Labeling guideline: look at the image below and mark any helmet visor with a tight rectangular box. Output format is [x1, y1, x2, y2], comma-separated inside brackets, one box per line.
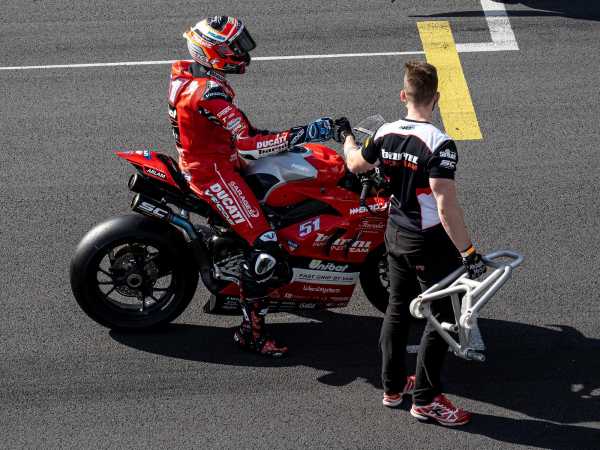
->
[229, 27, 256, 55]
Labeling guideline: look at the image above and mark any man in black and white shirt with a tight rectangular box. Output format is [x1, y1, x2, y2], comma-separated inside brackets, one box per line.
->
[335, 61, 486, 426]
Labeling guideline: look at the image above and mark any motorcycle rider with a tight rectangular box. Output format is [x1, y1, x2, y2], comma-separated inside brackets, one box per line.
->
[334, 61, 486, 426]
[168, 16, 333, 357]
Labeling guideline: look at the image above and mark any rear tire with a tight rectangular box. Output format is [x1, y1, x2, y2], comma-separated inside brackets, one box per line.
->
[360, 245, 390, 314]
[70, 214, 199, 330]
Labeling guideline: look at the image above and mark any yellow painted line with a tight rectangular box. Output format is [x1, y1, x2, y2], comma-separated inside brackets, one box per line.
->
[417, 21, 483, 141]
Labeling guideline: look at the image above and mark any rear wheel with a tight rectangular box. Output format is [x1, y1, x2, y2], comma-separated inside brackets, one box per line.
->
[70, 215, 198, 330]
[360, 246, 390, 314]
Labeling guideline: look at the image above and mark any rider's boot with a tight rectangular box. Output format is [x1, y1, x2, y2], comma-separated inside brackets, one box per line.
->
[233, 241, 288, 357]
[234, 301, 288, 357]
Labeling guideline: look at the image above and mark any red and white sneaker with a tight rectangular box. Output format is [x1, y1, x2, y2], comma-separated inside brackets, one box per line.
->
[410, 394, 472, 426]
[382, 375, 416, 407]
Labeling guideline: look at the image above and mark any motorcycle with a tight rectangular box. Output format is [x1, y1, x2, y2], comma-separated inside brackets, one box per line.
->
[70, 116, 393, 330]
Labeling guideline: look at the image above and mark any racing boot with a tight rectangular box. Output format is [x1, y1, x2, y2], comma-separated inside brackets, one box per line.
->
[234, 302, 288, 357]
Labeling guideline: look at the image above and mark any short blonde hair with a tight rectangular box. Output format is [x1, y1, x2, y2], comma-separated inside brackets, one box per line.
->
[403, 60, 438, 105]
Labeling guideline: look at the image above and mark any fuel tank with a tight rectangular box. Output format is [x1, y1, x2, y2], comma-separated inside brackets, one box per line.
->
[242, 144, 346, 205]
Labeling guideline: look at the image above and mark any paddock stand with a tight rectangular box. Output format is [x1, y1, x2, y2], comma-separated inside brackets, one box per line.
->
[409, 251, 524, 362]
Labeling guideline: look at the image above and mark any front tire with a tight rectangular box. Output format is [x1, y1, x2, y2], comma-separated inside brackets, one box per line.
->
[360, 245, 390, 314]
[70, 214, 199, 330]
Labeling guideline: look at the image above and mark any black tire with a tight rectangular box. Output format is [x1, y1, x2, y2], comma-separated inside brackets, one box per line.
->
[360, 245, 390, 314]
[70, 214, 199, 330]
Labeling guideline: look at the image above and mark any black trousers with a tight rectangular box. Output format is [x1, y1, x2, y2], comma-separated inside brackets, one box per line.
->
[380, 224, 461, 405]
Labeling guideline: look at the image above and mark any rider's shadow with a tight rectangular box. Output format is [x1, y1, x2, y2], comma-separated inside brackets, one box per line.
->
[111, 311, 600, 447]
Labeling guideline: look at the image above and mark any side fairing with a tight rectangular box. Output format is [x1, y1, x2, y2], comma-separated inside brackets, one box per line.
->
[242, 147, 318, 201]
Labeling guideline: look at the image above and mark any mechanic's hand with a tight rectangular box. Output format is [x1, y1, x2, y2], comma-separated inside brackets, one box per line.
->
[306, 117, 333, 142]
[333, 117, 354, 143]
[461, 246, 487, 279]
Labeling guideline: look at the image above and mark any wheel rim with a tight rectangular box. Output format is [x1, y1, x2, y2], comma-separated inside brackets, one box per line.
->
[94, 242, 177, 316]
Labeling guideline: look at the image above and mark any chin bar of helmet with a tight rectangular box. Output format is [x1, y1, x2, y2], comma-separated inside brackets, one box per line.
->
[409, 251, 524, 362]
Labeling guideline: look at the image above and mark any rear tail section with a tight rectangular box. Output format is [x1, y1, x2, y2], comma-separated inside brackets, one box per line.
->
[116, 150, 185, 191]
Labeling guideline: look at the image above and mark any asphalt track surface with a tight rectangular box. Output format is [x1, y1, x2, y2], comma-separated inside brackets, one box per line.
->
[1, 1, 600, 448]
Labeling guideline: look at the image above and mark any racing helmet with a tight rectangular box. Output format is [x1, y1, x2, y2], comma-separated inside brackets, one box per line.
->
[183, 16, 256, 74]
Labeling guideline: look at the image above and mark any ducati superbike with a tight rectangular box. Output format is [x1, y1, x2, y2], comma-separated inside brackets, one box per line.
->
[70, 117, 394, 330]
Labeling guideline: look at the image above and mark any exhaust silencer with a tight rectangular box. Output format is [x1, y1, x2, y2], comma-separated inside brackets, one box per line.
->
[131, 194, 172, 221]
[128, 173, 164, 197]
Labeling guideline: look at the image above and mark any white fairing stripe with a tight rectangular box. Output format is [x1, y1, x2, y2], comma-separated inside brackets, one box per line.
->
[417, 192, 441, 229]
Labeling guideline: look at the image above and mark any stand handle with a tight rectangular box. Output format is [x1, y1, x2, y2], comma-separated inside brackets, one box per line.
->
[482, 250, 524, 269]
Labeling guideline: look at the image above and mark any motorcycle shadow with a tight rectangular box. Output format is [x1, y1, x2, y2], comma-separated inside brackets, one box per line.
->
[110, 310, 419, 388]
[111, 311, 600, 445]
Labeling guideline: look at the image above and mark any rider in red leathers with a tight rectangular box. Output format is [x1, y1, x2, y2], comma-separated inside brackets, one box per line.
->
[168, 16, 333, 356]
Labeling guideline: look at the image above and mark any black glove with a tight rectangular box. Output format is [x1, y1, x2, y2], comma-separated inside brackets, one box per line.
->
[333, 117, 354, 143]
[461, 246, 487, 279]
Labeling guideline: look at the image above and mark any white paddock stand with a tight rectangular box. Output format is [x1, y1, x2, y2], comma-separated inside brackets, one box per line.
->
[409, 250, 524, 362]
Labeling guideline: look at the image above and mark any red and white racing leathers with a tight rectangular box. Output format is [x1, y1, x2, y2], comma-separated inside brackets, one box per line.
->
[168, 61, 305, 245]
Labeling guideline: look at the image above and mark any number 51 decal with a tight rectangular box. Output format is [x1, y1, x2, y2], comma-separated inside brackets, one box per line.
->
[298, 217, 320, 237]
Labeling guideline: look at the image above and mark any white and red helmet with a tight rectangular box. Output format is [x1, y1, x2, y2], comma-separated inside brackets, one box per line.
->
[183, 16, 256, 74]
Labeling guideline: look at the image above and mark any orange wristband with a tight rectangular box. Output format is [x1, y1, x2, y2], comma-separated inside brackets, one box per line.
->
[460, 245, 476, 258]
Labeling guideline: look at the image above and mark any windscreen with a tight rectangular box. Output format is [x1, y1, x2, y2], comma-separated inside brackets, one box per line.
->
[352, 114, 386, 146]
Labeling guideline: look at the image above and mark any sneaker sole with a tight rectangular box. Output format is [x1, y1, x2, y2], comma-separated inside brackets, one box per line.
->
[410, 408, 471, 427]
[382, 398, 403, 408]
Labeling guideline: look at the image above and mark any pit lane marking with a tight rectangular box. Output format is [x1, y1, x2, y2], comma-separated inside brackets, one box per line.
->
[418, 21, 483, 141]
[456, 0, 519, 53]
[0, 0, 518, 72]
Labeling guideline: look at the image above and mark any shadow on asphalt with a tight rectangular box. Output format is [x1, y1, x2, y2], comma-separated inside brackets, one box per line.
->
[410, 0, 600, 21]
[111, 312, 600, 447]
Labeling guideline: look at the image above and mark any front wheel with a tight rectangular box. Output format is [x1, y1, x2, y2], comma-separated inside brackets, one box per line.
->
[70, 215, 199, 330]
[360, 246, 390, 314]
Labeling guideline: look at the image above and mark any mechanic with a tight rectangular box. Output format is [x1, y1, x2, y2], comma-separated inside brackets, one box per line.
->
[334, 61, 486, 426]
[169, 16, 333, 357]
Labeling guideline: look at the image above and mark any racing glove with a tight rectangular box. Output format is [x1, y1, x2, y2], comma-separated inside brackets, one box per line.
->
[461, 245, 487, 279]
[332, 117, 355, 143]
[306, 117, 333, 142]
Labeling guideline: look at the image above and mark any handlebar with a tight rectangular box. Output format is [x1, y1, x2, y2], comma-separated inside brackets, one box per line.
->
[481, 250, 524, 269]
[359, 177, 371, 206]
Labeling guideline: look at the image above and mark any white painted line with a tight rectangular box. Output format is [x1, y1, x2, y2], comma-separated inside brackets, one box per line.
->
[0, 45, 513, 72]
[255, 50, 425, 61]
[0, 0, 519, 72]
[456, 0, 519, 52]
[0, 51, 425, 71]
[0, 60, 178, 71]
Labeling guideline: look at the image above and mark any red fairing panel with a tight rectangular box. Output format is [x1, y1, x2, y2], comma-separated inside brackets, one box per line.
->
[303, 143, 347, 185]
[218, 279, 356, 305]
[116, 150, 180, 189]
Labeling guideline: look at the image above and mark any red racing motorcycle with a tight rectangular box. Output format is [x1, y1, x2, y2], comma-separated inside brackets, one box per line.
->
[70, 117, 392, 330]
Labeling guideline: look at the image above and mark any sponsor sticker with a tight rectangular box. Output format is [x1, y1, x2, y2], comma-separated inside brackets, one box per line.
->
[349, 202, 388, 216]
[225, 117, 242, 131]
[359, 218, 386, 233]
[259, 231, 277, 242]
[228, 181, 260, 218]
[145, 167, 167, 179]
[299, 217, 320, 237]
[256, 135, 287, 150]
[137, 201, 169, 219]
[292, 268, 359, 285]
[302, 285, 341, 295]
[308, 259, 349, 272]
[439, 160, 456, 170]
[204, 183, 246, 225]
[382, 150, 418, 164]
[439, 149, 457, 160]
